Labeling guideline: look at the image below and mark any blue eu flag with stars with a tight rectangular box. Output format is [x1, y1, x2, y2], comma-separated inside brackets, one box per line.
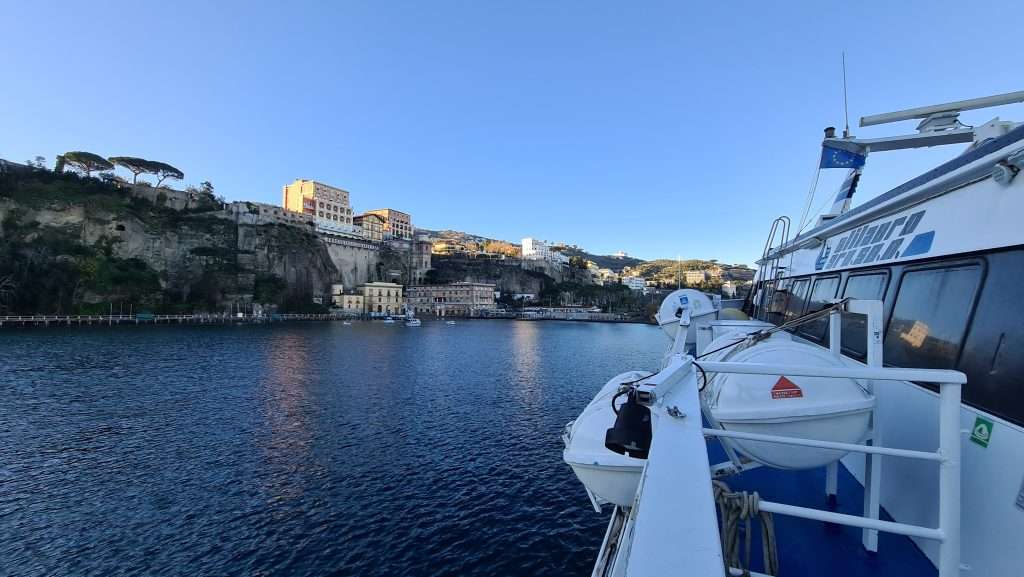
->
[820, 145, 866, 168]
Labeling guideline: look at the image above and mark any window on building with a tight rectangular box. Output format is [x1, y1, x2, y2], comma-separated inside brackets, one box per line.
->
[840, 272, 889, 360]
[884, 265, 982, 370]
[797, 276, 840, 342]
[318, 211, 324, 217]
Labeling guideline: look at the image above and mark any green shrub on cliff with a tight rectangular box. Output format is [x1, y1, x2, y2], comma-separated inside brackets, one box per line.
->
[0, 223, 163, 314]
[254, 274, 288, 304]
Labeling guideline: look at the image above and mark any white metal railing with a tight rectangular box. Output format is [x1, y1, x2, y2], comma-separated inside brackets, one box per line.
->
[695, 298, 964, 577]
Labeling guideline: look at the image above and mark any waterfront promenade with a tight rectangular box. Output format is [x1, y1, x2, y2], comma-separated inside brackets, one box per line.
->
[1, 309, 646, 328]
[0, 313, 348, 328]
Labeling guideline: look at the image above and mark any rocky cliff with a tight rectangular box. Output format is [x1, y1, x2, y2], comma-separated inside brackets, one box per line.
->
[0, 169, 339, 314]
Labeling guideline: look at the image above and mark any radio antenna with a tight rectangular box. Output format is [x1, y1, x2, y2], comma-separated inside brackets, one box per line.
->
[842, 51, 850, 138]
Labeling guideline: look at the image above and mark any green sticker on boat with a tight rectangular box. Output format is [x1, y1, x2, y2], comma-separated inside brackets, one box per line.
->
[970, 416, 993, 448]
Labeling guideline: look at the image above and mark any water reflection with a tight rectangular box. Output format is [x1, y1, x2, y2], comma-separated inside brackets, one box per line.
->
[510, 322, 543, 409]
[260, 331, 316, 505]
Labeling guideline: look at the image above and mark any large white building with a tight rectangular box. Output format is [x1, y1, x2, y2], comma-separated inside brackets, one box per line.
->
[522, 237, 569, 265]
[622, 275, 646, 291]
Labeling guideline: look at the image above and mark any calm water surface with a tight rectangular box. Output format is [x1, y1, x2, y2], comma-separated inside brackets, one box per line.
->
[0, 320, 664, 576]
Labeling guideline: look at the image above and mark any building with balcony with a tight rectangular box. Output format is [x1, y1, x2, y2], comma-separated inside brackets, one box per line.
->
[359, 282, 404, 316]
[353, 213, 384, 242]
[337, 294, 364, 314]
[685, 270, 708, 285]
[282, 179, 354, 235]
[363, 208, 413, 240]
[406, 282, 497, 317]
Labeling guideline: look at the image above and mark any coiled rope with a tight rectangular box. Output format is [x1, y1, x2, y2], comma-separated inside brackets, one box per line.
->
[712, 480, 779, 576]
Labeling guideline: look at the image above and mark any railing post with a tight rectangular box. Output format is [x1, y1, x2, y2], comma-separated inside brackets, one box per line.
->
[827, 307, 842, 504]
[829, 308, 842, 357]
[938, 381, 962, 577]
[844, 298, 886, 552]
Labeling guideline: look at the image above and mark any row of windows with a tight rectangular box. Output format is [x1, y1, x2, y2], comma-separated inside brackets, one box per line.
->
[767, 264, 981, 368]
[756, 251, 1024, 425]
[317, 212, 353, 223]
[317, 201, 351, 214]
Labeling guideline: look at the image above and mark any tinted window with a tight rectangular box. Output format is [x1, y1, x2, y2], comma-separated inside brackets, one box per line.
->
[840, 273, 889, 359]
[884, 266, 981, 369]
[766, 280, 789, 325]
[955, 251, 1022, 425]
[798, 276, 840, 341]
[785, 279, 810, 322]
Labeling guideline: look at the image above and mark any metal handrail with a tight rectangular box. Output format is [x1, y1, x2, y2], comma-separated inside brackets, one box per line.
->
[693, 298, 963, 577]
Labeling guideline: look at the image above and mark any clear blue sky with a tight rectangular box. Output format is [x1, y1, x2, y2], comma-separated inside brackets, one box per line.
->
[4, 1, 1021, 265]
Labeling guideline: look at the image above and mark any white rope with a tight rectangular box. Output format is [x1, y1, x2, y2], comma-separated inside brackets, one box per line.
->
[797, 163, 823, 233]
[796, 187, 839, 236]
[713, 480, 779, 576]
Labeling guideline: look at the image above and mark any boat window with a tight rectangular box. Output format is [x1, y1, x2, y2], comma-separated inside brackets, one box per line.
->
[765, 280, 789, 324]
[884, 265, 981, 370]
[840, 272, 889, 360]
[797, 276, 840, 342]
[784, 278, 810, 322]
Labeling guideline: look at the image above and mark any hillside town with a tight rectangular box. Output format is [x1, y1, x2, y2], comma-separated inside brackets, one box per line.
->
[0, 156, 755, 321]
[230, 176, 755, 317]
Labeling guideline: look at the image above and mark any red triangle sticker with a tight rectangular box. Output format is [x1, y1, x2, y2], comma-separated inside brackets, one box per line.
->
[771, 376, 803, 399]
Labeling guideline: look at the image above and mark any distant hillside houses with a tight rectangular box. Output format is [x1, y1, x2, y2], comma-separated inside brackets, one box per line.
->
[405, 225, 755, 296]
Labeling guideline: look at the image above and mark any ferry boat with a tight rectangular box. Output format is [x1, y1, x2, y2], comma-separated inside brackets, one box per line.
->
[562, 91, 1024, 577]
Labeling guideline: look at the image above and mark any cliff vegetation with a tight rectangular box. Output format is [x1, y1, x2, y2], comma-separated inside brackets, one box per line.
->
[0, 168, 336, 314]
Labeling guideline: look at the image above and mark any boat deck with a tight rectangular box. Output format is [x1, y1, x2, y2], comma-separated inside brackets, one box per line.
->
[706, 438, 936, 576]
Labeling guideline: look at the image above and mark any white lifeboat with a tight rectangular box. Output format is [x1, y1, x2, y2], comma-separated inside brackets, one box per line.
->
[700, 328, 874, 469]
[562, 371, 649, 508]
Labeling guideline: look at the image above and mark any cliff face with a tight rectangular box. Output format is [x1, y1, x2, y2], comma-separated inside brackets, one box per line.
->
[426, 257, 553, 295]
[326, 242, 380, 289]
[0, 170, 338, 314]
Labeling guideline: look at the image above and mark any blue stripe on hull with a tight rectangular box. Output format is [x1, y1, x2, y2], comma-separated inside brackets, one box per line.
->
[901, 231, 936, 258]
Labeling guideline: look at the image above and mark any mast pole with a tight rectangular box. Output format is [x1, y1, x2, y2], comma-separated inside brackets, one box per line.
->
[842, 51, 850, 138]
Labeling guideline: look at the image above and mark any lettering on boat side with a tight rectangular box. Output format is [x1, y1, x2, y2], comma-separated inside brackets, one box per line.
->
[814, 209, 934, 271]
[771, 376, 803, 399]
[970, 416, 994, 448]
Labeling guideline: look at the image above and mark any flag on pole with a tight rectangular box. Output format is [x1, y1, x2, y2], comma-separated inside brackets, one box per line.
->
[820, 145, 866, 168]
